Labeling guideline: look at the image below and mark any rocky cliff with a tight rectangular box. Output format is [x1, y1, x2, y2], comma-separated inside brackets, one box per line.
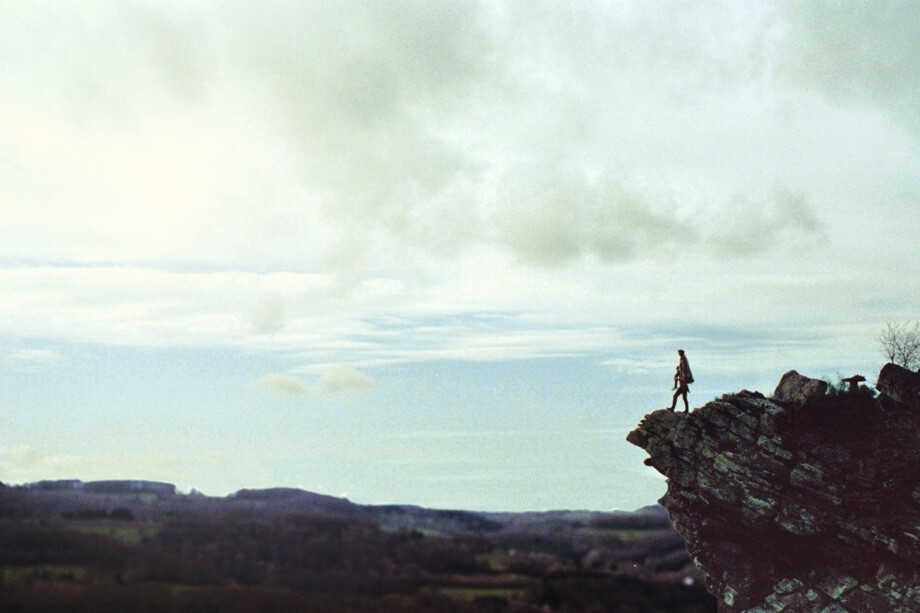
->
[627, 364, 920, 612]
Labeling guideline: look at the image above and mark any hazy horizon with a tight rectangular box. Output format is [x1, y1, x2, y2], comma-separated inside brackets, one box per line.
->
[0, 1, 917, 512]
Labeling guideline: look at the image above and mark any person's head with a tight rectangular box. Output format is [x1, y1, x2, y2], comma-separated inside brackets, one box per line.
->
[678, 349, 684, 356]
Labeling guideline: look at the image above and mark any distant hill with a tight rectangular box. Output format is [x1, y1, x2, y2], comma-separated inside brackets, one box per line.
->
[8, 479, 659, 537]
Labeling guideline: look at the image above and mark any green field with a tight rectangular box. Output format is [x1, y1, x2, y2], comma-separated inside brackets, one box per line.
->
[437, 585, 527, 602]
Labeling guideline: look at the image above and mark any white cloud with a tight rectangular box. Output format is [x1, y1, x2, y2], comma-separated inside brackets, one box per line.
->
[254, 365, 376, 403]
[249, 300, 286, 336]
[253, 374, 309, 400]
[705, 187, 825, 256]
[313, 365, 376, 402]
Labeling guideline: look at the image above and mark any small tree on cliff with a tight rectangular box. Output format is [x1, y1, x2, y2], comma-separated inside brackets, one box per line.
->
[879, 321, 920, 371]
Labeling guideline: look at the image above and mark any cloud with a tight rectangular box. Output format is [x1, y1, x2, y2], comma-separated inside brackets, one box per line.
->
[0, 2, 914, 370]
[254, 365, 376, 403]
[777, 1, 920, 140]
[252, 374, 309, 400]
[496, 164, 691, 265]
[203, 0, 493, 263]
[0, 446, 40, 468]
[705, 188, 825, 256]
[0, 1, 496, 271]
[0, 0, 906, 276]
[4, 348, 64, 370]
[314, 365, 376, 402]
[0, 266, 356, 349]
[249, 300, 286, 336]
[4, 1, 727, 270]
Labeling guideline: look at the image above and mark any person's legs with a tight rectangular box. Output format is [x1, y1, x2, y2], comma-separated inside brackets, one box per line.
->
[680, 386, 689, 412]
[668, 388, 680, 411]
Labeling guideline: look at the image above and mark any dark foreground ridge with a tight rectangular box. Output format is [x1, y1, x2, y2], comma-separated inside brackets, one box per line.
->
[628, 363, 920, 612]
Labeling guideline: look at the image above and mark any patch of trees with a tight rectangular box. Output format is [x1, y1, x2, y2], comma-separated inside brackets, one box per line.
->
[0, 521, 134, 569]
[589, 511, 672, 530]
[152, 513, 492, 597]
[597, 530, 689, 568]
[371, 506, 504, 534]
[0, 501, 32, 520]
[82, 480, 176, 496]
[532, 571, 716, 613]
[490, 531, 579, 560]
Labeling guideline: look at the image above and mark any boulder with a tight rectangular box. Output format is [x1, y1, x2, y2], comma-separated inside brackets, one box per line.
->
[772, 370, 827, 405]
[877, 363, 920, 410]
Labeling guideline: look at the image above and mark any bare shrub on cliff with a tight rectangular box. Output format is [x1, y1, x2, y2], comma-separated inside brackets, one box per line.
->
[879, 321, 920, 371]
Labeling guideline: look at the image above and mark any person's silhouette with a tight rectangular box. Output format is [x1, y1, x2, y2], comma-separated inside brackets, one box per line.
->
[668, 349, 692, 412]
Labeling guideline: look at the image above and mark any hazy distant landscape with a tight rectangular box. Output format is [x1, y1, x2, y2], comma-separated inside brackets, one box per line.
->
[0, 480, 715, 611]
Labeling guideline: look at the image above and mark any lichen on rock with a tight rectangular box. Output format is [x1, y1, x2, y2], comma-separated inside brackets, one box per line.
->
[627, 365, 920, 612]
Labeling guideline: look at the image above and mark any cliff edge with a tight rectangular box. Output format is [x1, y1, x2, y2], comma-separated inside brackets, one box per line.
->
[627, 364, 920, 612]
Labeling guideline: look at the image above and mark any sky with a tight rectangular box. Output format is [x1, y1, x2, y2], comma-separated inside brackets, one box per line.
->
[0, 1, 917, 512]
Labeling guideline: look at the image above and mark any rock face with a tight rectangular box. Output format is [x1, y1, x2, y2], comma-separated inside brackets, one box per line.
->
[627, 365, 920, 612]
[878, 362, 920, 408]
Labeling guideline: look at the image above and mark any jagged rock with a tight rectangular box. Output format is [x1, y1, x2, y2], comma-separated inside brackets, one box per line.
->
[627, 366, 920, 612]
[877, 363, 920, 410]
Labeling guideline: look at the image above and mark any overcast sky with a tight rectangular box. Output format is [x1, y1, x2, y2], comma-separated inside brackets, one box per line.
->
[0, 1, 917, 511]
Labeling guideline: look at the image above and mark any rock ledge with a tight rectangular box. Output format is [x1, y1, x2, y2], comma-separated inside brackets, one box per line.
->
[628, 365, 920, 612]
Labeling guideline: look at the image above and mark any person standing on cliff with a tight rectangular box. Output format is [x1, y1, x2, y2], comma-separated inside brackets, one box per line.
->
[668, 349, 693, 412]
